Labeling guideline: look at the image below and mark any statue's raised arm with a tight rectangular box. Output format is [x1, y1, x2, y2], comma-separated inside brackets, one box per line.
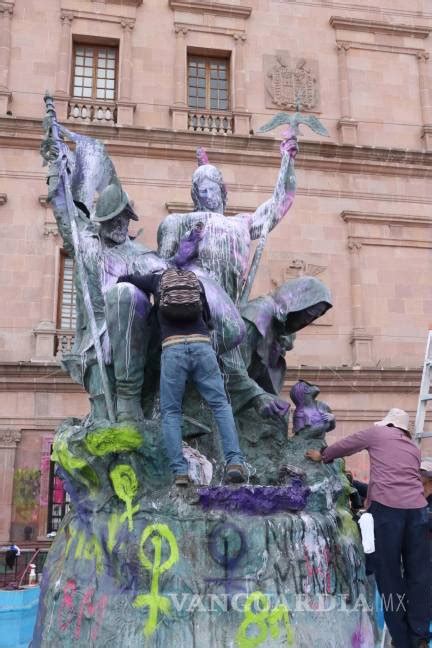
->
[248, 127, 298, 241]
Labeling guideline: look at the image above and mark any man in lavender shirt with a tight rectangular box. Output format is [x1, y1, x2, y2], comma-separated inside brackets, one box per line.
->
[306, 408, 430, 648]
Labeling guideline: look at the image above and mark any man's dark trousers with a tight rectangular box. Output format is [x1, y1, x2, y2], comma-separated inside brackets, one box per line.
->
[369, 501, 431, 648]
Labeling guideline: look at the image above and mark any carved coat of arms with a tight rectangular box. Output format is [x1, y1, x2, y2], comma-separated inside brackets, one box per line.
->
[264, 54, 319, 111]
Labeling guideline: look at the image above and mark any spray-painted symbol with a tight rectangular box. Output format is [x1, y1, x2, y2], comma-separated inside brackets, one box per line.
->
[236, 591, 294, 648]
[206, 522, 251, 608]
[133, 523, 179, 637]
[109, 464, 139, 531]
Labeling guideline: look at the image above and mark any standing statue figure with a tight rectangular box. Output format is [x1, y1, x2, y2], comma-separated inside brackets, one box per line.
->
[46, 170, 165, 424]
[157, 132, 299, 418]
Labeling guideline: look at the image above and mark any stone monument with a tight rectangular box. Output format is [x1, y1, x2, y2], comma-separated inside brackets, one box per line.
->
[31, 96, 376, 648]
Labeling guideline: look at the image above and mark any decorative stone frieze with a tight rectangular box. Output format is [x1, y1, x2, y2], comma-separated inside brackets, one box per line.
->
[264, 53, 319, 111]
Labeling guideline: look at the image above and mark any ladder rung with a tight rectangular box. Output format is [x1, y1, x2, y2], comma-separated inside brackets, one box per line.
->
[420, 394, 432, 401]
[416, 432, 432, 439]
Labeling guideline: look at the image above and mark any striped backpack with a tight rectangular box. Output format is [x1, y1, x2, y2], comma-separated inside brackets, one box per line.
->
[158, 268, 203, 321]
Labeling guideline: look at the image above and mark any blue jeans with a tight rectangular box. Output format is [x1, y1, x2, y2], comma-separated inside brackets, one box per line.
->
[369, 501, 431, 648]
[160, 341, 244, 475]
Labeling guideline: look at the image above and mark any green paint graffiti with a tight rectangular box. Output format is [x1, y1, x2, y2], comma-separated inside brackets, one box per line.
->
[133, 523, 179, 637]
[51, 440, 99, 489]
[64, 521, 104, 574]
[109, 464, 139, 531]
[85, 426, 142, 457]
[236, 592, 294, 648]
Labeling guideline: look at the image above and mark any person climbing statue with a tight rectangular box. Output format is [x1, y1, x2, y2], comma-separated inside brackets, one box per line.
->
[117, 265, 248, 487]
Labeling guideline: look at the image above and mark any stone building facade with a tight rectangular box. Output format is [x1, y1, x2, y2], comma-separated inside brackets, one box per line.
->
[0, 0, 431, 544]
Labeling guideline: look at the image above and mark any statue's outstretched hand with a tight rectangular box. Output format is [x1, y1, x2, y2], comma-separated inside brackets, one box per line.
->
[253, 393, 290, 419]
[280, 126, 299, 158]
[174, 222, 205, 267]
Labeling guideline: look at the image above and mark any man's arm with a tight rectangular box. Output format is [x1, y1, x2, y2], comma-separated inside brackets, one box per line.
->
[248, 129, 298, 240]
[306, 428, 373, 463]
[117, 273, 159, 296]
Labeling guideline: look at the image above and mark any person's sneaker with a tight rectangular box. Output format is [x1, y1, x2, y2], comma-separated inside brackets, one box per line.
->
[224, 464, 247, 484]
[174, 474, 190, 487]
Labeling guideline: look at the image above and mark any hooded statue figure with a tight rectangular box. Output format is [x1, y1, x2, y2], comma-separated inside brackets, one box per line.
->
[241, 276, 332, 395]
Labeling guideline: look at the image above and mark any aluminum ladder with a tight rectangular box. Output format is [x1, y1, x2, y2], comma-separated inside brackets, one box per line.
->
[414, 330, 432, 447]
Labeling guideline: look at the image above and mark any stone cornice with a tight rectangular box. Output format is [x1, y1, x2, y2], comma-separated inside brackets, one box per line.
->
[336, 40, 425, 57]
[2, 117, 432, 178]
[0, 362, 421, 394]
[169, 0, 251, 19]
[0, 362, 84, 393]
[285, 366, 422, 393]
[173, 20, 246, 38]
[165, 200, 254, 215]
[341, 211, 432, 228]
[95, 0, 142, 6]
[61, 8, 136, 26]
[330, 16, 431, 39]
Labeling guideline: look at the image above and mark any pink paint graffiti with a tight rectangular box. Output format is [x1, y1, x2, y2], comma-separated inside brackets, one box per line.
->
[58, 579, 108, 641]
[58, 579, 77, 632]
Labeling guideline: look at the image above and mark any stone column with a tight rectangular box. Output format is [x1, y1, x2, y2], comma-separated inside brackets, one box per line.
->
[171, 26, 188, 130]
[117, 18, 136, 127]
[336, 42, 358, 145]
[348, 238, 373, 366]
[54, 10, 74, 120]
[32, 218, 58, 362]
[0, 2, 13, 114]
[232, 34, 250, 135]
[418, 52, 432, 151]
[0, 428, 21, 544]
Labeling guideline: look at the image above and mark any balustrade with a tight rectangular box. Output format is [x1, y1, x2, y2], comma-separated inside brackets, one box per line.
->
[188, 110, 233, 135]
[67, 100, 117, 125]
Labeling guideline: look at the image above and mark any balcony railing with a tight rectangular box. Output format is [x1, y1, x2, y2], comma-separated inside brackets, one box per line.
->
[68, 100, 117, 125]
[55, 329, 75, 358]
[188, 110, 233, 135]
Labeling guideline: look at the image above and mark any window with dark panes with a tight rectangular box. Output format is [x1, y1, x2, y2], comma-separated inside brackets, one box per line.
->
[47, 452, 71, 533]
[188, 56, 230, 111]
[72, 44, 118, 101]
[57, 252, 76, 330]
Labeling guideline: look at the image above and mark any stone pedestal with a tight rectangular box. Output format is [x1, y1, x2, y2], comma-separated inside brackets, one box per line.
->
[171, 105, 189, 131]
[337, 118, 358, 145]
[117, 101, 136, 127]
[233, 111, 251, 136]
[32, 321, 56, 362]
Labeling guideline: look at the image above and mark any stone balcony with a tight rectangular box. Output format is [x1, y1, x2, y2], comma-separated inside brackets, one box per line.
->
[187, 109, 234, 135]
[67, 99, 117, 125]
